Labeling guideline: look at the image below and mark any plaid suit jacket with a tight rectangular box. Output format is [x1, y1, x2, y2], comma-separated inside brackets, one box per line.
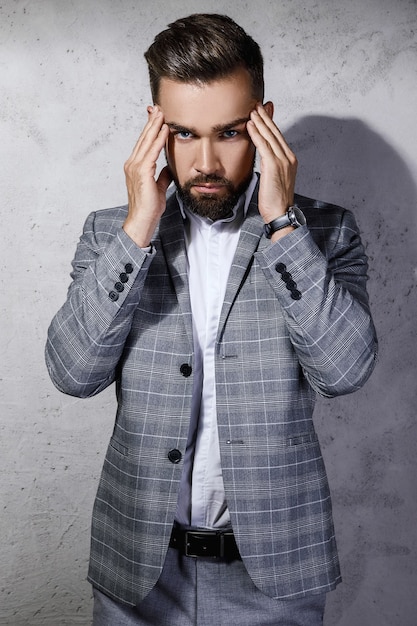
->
[45, 182, 377, 606]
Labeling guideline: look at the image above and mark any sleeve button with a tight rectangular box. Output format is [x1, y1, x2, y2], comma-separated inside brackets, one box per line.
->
[125, 263, 134, 274]
[275, 262, 287, 273]
[291, 290, 302, 300]
[119, 272, 129, 283]
[115, 282, 124, 293]
[109, 290, 119, 302]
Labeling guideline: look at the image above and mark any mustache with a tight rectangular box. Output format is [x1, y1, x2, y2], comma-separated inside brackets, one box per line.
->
[184, 174, 232, 188]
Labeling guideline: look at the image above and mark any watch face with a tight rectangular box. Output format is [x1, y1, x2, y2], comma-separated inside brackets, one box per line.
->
[290, 206, 306, 227]
[264, 206, 306, 238]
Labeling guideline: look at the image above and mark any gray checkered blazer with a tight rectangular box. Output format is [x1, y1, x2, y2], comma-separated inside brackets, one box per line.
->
[45, 182, 377, 606]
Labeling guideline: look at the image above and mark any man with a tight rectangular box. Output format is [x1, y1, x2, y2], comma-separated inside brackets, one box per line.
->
[45, 13, 377, 626]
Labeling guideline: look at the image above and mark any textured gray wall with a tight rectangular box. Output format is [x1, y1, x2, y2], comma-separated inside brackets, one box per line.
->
[1, 0, 416, 624]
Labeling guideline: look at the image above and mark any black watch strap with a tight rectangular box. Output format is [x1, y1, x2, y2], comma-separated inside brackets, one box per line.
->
[264, 205, 306, 238]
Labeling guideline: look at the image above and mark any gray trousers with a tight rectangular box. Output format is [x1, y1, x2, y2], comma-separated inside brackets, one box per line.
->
[92, 547, 326, 626]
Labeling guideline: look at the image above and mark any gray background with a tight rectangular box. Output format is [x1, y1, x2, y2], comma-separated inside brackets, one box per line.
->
[1, 0, 416, 624]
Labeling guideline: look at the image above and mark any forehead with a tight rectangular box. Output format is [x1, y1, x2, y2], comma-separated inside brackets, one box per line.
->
[158, 68, 258, 131]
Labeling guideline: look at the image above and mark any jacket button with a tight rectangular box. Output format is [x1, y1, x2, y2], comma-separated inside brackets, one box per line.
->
[180, 363, 192, 377]
[125, 263, 134, 274]
[286, 279, 297, 290]
[115, 282, 124, 293]
[275, 262, 287, 273]
[109, 290, 119, 302]
[291, 289, 302, 300]
[168, 449, 182, 464]
[119, 272, 129, 283]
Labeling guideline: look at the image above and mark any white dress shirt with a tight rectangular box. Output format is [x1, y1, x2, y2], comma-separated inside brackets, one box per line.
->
[175, 174, 257, 529]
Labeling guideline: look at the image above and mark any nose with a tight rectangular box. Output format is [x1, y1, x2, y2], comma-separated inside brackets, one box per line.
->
[194, 138, 220, 175]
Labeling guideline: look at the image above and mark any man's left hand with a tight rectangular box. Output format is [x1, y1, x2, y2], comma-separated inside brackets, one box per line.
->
[247, 104, 298, 231]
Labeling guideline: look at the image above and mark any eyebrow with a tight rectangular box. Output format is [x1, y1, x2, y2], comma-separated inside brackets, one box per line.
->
[167, 116, 251, 135]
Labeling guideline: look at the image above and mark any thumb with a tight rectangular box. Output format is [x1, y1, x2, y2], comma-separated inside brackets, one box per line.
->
[156, 165, 173, 194]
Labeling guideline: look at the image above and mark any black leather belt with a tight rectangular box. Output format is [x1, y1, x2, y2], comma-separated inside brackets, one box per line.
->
[170, 526, 241, 560]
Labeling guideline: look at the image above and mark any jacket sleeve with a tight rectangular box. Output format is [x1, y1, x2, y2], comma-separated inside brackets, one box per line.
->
[45, 210, 155, 398]
[255, 208, 378, 397]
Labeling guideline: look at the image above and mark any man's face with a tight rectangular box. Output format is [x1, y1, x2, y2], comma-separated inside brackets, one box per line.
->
[157, 68, 258, 220]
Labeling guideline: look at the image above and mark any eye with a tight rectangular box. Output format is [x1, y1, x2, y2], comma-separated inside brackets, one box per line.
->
[173, 130, 193, 140]
[222, 129, 239, 139]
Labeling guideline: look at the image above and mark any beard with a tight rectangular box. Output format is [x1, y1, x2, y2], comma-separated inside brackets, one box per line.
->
[174, 167, 254, 222]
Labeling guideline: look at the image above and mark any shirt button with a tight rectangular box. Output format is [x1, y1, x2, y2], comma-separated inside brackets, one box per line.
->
[125, 263, 134, 274]
[180, 363, 192, 377]
[109, 290, 119, 302]
[168, 449, 182, 464]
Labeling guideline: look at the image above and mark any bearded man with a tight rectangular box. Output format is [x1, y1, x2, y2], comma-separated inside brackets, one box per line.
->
[46, 13, 377, 626]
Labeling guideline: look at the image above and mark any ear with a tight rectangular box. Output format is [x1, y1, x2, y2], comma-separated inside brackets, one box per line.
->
[263, 100, 274, 118]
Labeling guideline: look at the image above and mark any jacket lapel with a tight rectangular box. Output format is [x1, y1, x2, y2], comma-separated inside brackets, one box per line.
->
[158, 193, 194, 353]
[217, 183, 264, 340]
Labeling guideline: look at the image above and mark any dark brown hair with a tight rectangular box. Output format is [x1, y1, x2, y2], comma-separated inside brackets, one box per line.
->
[144, 14, 264, 102]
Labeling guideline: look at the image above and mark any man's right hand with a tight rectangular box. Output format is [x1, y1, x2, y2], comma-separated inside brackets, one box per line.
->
[123, 105, 173, 248]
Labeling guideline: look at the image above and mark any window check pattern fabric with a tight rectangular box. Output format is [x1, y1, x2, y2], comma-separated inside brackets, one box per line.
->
[45, 182, 378, 607]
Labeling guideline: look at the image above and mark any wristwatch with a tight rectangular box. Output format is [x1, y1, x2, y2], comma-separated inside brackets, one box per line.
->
[264, 205, 306, 238]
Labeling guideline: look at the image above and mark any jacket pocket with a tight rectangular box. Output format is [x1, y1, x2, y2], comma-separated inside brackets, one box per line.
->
[286, 432, 318, 447]
[109, 436, 128, 457]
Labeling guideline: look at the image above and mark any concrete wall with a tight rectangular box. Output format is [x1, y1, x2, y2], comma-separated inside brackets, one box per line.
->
[1, 0, 416, 624]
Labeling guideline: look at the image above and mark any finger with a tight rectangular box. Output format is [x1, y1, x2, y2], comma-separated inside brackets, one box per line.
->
[254, 105, 288, 142]
[249, 107, 295, 162]
[132, 113, 164, 160]
[246, 116, 284, 163]
[248, 121, 297, 175]
[247, 113, 297, 189]
[125, 129, 169, 186]
[249, 112, 292, 161]
[128, 106, 165, 161]
[125, 120, 168, 176]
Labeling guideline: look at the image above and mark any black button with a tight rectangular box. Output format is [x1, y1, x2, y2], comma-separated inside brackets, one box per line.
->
[286, 279, 297, 290]
[125, 263, 134, 274]
[291, 290, 302, 300]
[281, 271, 292, 282]
[275, 262, 287, 273]
[168, 449, 182, 464]
[115, 282, 124, 293]
[119, 272, 129, 283]
[180, 363, 192, 377]
[109, 290, 119, 302]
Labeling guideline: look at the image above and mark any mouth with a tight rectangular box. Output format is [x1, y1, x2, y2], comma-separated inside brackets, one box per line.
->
[192, 184, 226, 194]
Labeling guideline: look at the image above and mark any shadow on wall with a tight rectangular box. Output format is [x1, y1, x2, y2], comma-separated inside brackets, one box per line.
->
[286, 117, 417, 625]
[286, 115, 417, 383]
